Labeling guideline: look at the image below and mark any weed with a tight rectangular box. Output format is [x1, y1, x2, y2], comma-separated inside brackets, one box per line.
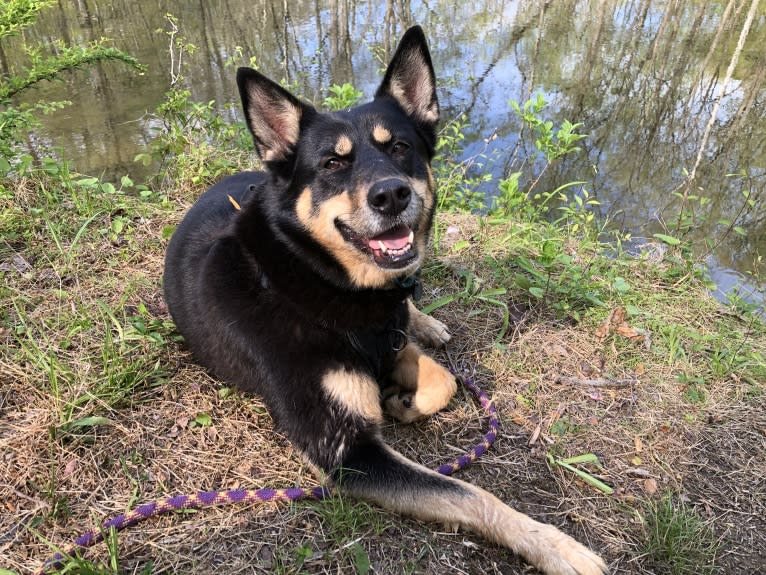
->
[308, 493, 387, 545]
[136, 87, 252, 188]
[546, 452, 613, 495]
[511, 93, 587, 164]
[422, 269, 510, 343]
[433, 114, 492, 213]
[491, 94, 588, 217]
[33, 526, 154, 575]
[511, 238, 605, 319]
[642, 493, 719, 575]
[0, 0, 142, 178]
[323, 83, 363, 111]
[134, 15, 251, 188]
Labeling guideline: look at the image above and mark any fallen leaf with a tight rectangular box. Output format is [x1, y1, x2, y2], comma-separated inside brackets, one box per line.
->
[596, 306, 647, 345]
[634, 436, 643, 453]
[631, 456, 643, 466]
[528, 422, 542, 446]
[615, 323, 644, 342]
[546, 343, 570, 357]
[595, 308, 619, 340]
[644, 478, 658, 494]
[63, 459, 78, 477]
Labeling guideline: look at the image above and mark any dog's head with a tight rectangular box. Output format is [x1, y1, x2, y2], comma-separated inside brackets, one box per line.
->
[237, 26, 439, 290]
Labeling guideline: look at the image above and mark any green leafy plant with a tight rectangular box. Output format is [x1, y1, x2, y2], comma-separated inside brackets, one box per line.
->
[555, 186, 601, 236]
[322, 83, 363, 111]
[512, 239, 604, 319]
[422, 269, 510, 343]
[491, 94, 588, 219]
[510, 93, 587, 163]
[136, 87, 252, 187]
[546, 452, 613, 495]
[134, 15, 251, 187]
[0, 0, 142, 177]
[433, 114, 492, 213]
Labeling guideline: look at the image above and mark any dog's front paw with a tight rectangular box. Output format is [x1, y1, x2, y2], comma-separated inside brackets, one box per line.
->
[407, 301, 451, 348]
[382, 387, 420, 423]
[413, 314, 451, 348]
[533, 524, 608, 575]
[383, 361, 457, 424]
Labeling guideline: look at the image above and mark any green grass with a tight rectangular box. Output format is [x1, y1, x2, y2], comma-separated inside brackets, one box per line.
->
[31, 526, 155, 575]
[642, 493, 719, 575]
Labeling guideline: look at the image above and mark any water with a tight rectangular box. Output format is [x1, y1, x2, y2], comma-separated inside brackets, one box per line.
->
[3, 0, 765, 299]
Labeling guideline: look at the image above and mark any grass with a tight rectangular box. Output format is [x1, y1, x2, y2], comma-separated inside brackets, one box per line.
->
[642, 493, 719, 575]
[2, 84, 765, 575]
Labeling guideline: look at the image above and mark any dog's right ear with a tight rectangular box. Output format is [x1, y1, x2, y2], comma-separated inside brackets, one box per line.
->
[237, 67, 315, 164]
[375, 26, 439, 140]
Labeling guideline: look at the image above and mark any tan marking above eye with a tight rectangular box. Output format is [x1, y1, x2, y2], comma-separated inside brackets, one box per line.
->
[372, 124, 393, 144]
[334, 135, 353, 156]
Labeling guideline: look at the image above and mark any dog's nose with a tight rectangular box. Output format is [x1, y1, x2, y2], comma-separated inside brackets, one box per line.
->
[367, 179, 411, 216]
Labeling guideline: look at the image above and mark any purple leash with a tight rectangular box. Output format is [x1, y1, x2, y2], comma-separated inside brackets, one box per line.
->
[36, 376, 498, 574]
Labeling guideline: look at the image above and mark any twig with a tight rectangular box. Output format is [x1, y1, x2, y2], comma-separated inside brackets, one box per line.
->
[556, 375, 637, 388]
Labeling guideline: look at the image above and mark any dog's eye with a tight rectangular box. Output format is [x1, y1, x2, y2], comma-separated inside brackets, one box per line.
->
[324, 158, 347, 170]
[391, 141, 410, 154]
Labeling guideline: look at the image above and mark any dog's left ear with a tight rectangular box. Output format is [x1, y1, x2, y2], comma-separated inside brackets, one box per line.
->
[376, 26, 439, 137]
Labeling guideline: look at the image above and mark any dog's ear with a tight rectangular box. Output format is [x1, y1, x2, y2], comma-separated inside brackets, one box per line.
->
[376, 26, 439, 134]
[237, 67, 315, 164]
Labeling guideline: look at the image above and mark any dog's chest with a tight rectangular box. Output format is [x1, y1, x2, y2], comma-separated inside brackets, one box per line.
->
[344, 309, 408, 380]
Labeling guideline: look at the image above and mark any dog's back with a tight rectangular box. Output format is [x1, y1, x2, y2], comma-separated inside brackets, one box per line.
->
[164, 171, 264, 330]
[164, 171, 266, 378]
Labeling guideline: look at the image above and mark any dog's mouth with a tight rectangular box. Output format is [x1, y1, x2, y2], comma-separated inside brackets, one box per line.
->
[337, 221, 417, 269]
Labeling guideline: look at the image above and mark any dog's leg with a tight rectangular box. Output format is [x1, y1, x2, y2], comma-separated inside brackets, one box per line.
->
[383, 341, 457, 423]
[407, 300, 451, 347]
[336, 441, 608, 575]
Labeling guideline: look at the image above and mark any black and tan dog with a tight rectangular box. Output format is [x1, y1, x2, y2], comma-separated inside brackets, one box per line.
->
[163, 26, 607, 575]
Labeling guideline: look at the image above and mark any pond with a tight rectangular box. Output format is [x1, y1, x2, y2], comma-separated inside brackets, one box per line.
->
[4, 0, 765, 302]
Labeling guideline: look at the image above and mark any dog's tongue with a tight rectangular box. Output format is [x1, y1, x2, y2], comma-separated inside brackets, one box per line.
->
[368, 225, 411, 250]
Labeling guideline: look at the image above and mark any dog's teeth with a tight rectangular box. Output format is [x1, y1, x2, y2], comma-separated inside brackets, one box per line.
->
[408, 231, 414, 244]
[378, 241, 388, 253]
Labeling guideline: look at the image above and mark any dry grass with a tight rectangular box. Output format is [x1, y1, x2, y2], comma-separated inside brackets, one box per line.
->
[2, 196, 765, 575]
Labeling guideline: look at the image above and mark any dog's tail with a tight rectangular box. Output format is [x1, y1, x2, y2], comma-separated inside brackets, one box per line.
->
[336, 441, 607, 575]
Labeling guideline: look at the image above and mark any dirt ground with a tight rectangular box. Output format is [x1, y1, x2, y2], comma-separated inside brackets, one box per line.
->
[2, 215, 765, 575]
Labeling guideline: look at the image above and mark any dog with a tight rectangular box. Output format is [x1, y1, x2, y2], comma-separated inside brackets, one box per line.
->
[163, 26, 607, 575]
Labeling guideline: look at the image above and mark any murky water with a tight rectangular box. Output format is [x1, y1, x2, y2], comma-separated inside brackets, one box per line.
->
[3, 0, 765, 298]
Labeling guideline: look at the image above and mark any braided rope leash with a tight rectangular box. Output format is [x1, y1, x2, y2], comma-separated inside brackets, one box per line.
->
[36, 376, 498, 574]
